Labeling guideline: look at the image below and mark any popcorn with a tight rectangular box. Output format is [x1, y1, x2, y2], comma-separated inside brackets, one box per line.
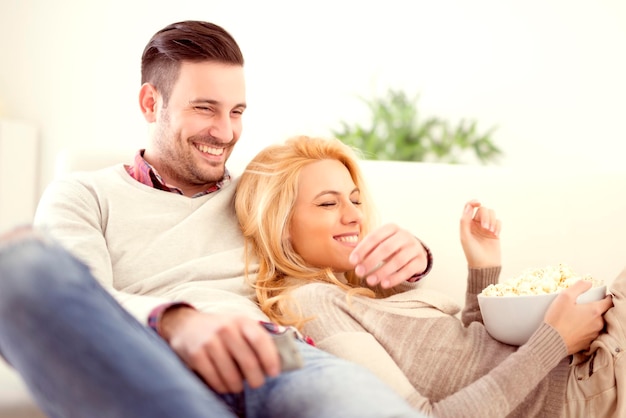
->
[480, 263, 603, 297]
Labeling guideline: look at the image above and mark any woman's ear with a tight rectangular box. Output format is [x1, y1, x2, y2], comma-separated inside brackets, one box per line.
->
[139, 83, 159, 122]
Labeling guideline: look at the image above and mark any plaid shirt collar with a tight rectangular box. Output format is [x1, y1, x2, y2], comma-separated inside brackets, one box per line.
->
[125, 149, 230, 197]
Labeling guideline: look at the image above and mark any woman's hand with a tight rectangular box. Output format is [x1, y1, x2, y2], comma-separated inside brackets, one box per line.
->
[460, 199, 501, 268]
[544, 280, 613, 354]
[350, 223, 428, 288]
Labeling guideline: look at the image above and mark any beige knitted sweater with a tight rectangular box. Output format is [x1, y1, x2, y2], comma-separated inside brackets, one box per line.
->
[33, 164, 265, 324]
[291, 267, 570, 418]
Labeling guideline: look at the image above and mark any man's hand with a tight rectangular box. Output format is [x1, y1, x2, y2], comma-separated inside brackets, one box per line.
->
[545, 280, 613, 354]
[160, 307, 281, 393]
[350, 223, 427, 289]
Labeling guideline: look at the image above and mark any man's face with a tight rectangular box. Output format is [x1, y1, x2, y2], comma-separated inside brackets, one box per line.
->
[144, 61, 246, 196]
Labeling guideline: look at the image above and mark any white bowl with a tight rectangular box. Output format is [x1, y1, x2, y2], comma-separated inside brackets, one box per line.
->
[477, 284, 607, 346]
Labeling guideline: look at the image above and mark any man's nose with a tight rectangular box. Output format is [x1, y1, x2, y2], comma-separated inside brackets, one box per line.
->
[208, 114, 233, 143]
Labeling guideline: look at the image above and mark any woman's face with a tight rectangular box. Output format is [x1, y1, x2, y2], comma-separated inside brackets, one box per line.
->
[289, 159, 363, 272]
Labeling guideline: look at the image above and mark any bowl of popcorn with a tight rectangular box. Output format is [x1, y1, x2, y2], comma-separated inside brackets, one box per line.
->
[477, 264, 606, 346]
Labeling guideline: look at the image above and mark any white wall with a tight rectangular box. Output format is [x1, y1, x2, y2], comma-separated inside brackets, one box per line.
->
[1, 0, 625, 203]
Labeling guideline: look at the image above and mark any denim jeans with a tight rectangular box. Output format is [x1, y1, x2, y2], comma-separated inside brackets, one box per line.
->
[0, 231, 425, 418]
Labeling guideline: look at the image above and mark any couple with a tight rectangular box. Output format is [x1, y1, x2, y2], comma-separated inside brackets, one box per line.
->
[0, 20, 430, 418]
[0, 18, 621, 418]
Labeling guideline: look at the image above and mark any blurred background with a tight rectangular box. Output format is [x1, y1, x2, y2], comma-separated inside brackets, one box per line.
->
[0, 0, 625, 227]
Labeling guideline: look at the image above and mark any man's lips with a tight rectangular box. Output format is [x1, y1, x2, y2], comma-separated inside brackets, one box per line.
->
[195, 143, 225, 156]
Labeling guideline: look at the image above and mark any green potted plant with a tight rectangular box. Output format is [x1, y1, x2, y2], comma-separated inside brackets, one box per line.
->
[332, 89, 503, 164]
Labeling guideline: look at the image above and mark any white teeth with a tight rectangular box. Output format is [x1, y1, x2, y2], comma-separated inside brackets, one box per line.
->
[336, 235, 359, 243]
[196, 144, 224, 156]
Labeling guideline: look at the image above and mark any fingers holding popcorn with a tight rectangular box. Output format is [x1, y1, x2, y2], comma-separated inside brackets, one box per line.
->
[460, 199, 502, 268]
[462, 200, 501, 238]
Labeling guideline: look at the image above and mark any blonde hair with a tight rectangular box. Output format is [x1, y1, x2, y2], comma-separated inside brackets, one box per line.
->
[235, 135, 378, 328]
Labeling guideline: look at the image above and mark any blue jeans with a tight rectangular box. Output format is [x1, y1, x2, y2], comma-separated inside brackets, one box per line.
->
[0, 230, 425, 418]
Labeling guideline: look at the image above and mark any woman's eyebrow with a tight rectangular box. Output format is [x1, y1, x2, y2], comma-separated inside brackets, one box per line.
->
[314, 190, 340, 199]
[314, 188, 360, 199]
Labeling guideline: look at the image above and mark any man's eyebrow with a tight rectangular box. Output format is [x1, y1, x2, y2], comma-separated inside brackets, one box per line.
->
[189, 99, 247, 109]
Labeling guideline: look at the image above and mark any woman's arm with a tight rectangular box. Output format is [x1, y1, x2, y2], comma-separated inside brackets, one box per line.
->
[461, 266, 500, 326]
[459, 199, 501, 325]
[351, 223, 432, 289]
[295, 281, 569, 418]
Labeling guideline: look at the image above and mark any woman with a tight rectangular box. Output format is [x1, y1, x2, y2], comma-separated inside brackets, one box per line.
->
[234, 135, 620, 417]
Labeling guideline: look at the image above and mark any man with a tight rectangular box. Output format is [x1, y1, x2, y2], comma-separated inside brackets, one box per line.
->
[0, 20, 431, 417]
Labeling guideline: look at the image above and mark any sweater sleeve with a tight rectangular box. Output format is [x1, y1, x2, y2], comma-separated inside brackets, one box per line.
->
[294, 279, 569, 418]
[33, 174, 170, 323]
[412, 266, 570, 418]
[413, 323, 569, 418]
[461, 266, 501, 327]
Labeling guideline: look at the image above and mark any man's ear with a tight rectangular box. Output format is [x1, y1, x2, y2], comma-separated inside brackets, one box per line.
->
[139, 83, 159, 122]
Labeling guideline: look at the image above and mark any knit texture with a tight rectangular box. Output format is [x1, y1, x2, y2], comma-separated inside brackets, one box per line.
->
[33, 164, 264, 323]
[291, 267, 570, 418]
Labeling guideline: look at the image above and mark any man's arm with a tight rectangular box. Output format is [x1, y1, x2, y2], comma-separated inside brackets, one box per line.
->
[33, 175, 171, 321]
[159, 306, 281, 393]
[34, 174, 283, 392]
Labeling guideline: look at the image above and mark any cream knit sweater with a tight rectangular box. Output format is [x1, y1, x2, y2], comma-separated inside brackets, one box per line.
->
[291, 268, 570, 418]
[33, 164, 265, 324]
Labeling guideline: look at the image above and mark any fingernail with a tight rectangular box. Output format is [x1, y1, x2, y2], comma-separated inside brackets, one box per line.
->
[355, 265, 364, 276]
[367, 275, 377, 286]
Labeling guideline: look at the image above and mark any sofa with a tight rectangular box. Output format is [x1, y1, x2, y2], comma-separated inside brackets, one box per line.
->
[1, 149, 625, 417]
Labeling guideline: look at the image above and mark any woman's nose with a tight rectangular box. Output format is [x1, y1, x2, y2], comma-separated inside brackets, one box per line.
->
[342, 202, 363, 224]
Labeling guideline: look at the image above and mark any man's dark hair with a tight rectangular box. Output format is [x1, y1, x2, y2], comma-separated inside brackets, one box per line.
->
[141, 20, 244, 104]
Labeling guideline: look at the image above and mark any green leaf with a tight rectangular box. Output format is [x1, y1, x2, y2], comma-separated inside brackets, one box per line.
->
[331, 88, 502, 165]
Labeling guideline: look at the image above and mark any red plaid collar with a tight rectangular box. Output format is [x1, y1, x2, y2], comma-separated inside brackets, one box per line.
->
[125, 149, 230, 197]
